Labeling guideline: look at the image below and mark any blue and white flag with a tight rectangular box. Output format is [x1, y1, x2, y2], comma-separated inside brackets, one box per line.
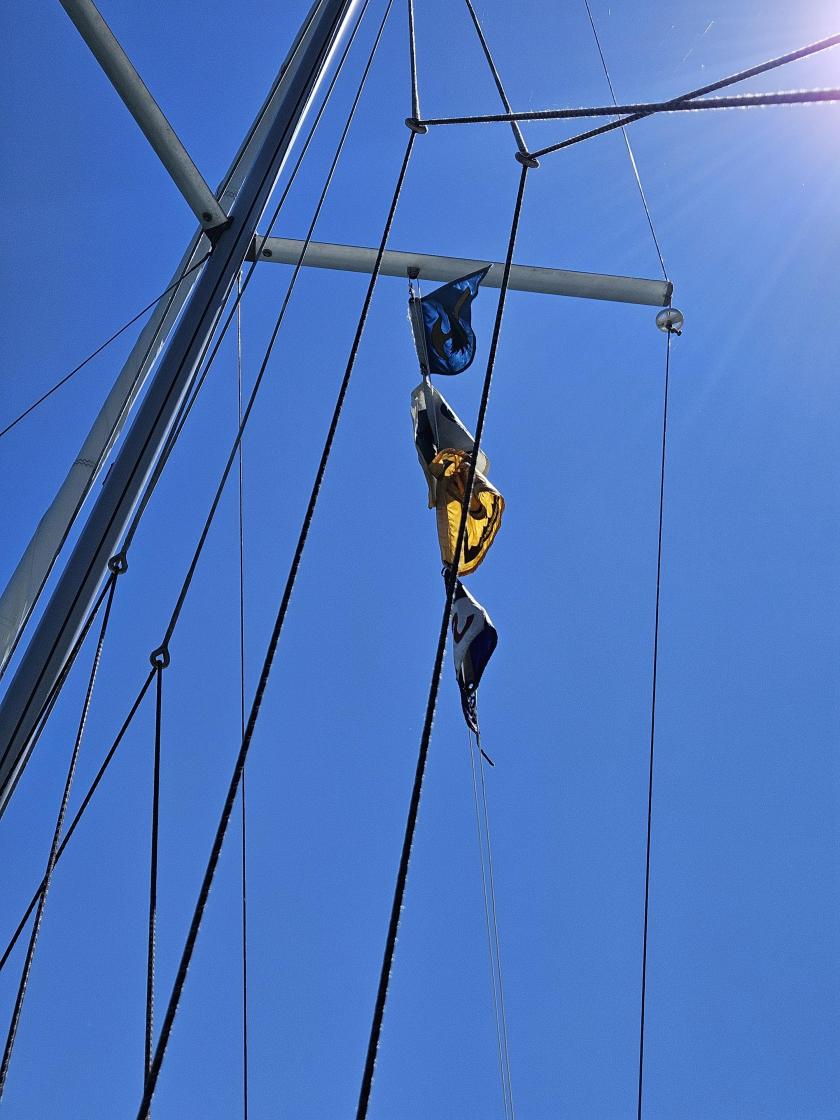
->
[410, 267, 490, 376]
[451, 578, 498, 735]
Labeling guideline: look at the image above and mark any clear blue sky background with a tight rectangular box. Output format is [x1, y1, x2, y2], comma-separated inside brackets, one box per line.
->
[1, 2, 838, 1117]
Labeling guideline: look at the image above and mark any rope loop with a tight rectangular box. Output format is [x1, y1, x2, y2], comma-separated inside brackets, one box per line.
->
[108, 552, 128, 574]
[149, 645, 170, 670]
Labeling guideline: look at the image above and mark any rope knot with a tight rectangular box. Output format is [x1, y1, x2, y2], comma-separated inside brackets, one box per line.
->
[108, 552, 128, 574]
[149, 645, 170, 670]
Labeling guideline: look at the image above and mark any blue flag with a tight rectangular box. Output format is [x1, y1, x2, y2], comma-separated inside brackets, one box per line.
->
[416, 267, 490, 375]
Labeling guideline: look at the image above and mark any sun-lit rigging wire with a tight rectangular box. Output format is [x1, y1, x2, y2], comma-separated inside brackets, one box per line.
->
[117, 0, 374, 559]
[462, 0, 530, 158]
[0, 0, 341, 679]
[0, 0, 384, 990]
[0, 0, 381, 841]
[355, 161, 531, 1120]
[420, 85, 840, 126]
[135, 124, 415, 1120]
[0, 256, 215, 684]
[6, 9, 835, 1116]
[527, 30, 840, 159]
[0, 255, 212, 443]
[134, 18, 408, 1120]
[150, 0, 392, 660]
[0, 573, 118, 1099]
[407, 0, 420, 121]
[466, 731, 514, 1119]
[581, 0, 666, 279]
[637, 324, 674, 1120]
[2, 0, 371, 757]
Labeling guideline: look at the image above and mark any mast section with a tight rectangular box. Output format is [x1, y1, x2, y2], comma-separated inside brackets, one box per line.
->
[0, 0, 361, 816]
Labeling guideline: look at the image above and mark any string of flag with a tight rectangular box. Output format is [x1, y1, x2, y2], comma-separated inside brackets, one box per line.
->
[407, 267, 514, 1115]
[408, 268, 500, 745]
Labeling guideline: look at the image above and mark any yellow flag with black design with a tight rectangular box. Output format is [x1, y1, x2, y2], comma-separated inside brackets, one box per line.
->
[429, 448, 504, 576]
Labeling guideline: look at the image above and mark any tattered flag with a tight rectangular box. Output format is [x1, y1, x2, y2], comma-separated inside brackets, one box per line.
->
[431, 449, 504, 577]
[409, 268, 490, 376]
[451, 578, 498, 735]
[410, 380, 489, 506]
[411, 381, 503, 575]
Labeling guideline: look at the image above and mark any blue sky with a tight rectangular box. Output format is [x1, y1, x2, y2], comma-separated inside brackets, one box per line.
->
[1, 2, 838, 1117]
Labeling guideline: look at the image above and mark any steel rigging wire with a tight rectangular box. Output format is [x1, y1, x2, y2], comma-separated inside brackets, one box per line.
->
[577, 6, 673, 1116]
[0, 255, 211, 443]
[0, 573, 119, 1099]
[420, 85, 840, 126]
[0, 0, 385, 991]
[145, 661, 164, 1082]
[134, 9, 410, 1118]
[356, 160, 531, 1120]
[0, 0, 367, 771]
[3, 8, 837, 1120]
[581, 0, 667, 280]
[416, 30, 840, 155]
[0, 0, 337, 679]
[117, 0, 376, 560]
[235, 268, 250, 1120]
[461, 0, 530, 159]
[0, 666, 155, 974]
[135, 128, 414, 1120]
[149, 0, 395, 659]
[637, 325, 675, 1120]
[467, 730, 515, 1120]
[0, 0, 371, 870]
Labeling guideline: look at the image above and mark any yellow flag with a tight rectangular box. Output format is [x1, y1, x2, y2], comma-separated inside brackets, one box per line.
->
[429, 448, 504, 576]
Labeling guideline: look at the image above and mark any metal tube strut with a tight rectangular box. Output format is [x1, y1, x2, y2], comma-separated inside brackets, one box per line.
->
[249, 236, 673, 306]
[0, 0, 360, 817]
[59, 0, 228, 231]
[0, 0, 326, 678]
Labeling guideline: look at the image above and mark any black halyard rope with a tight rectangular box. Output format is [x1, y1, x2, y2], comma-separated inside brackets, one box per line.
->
[235, 270, 250, 1120]
[0, 573, 118, 1099]
[407, 0, 421, 121]
[637, 326, 673, 1120]
[134, 124, 414, 1120]
[0, 0, 358, 765]
[151, 0, 394, 659]
[118, 0, 373, 559]
[0, 249, 212, 684]
[581, 0, 667, 280]
[0, 0, 388, 993]
[462, 0, 529, 158]
[0, 669, 155, 974]
[355, 162, 531, 1120]
[0, 255, 212, 443]
[0, 563, 121, 851]
[145, 664, 164, 1083]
